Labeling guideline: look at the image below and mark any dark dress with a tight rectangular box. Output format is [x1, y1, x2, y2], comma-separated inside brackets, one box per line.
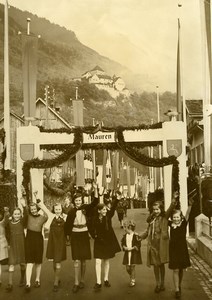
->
[168, 219, 191, 270]
[121, 233, 142, 265]
[65, 197, 98, 260]
[92, 200, 121, 259]
[7, 220, 25, 265]
[46, 216, 66, 263]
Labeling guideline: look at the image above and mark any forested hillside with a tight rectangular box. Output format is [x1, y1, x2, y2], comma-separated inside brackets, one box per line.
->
[0, 3, 176, 126]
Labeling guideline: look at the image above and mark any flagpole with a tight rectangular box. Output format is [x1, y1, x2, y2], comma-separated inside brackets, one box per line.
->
[4, 0, 11, 170]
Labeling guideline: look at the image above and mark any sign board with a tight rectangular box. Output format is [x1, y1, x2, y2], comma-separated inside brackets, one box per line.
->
[83, 132, 115, 144]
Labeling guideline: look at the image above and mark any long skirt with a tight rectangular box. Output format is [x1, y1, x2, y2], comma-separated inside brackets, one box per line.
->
[25, 230, 44, 264]
[71, 231, 91, 260]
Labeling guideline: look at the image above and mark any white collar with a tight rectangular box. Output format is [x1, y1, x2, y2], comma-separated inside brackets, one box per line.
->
[171, 221, 182, 229]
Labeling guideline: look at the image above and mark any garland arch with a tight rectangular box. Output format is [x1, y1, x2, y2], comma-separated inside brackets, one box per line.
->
[22, 122, 179, 201]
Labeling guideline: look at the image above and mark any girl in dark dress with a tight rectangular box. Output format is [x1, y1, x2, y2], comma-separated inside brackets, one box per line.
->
[90, 192, 121, 291]
[24, 201, 48, 292]
[121, 220, 142, 287]
[46, 203, 67, 292]
[6, 207, 26, 292]
[168, 198, 194, 299]
[65, 184, 98, 293]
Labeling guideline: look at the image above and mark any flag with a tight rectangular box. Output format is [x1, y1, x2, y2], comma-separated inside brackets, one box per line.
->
[200, 0, 212, 166]
[72, 100, 84, 125]
[102, 149, 107, 188]
[22, 34, 38, 119]
[176, 18, 182, 121]
[126, 164, 131, 198]
[110, 151, 119, 190]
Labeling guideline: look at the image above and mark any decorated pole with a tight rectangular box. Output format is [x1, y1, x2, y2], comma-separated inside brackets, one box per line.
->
[72, 87, 85, 187]
[4, 0, 11, 170]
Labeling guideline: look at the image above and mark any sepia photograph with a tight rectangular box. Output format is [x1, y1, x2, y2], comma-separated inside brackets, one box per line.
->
[0, 0, 211, 299]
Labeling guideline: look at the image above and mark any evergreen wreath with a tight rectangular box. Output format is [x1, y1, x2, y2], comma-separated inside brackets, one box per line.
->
[22, 122, 179, 200]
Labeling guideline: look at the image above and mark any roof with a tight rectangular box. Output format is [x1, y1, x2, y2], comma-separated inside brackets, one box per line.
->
[91, 65, 104, 72]
[97, 74, 112, 80]
[0, 111, 24, 123]
[186, 100, 203, 116]
[36, 98, 73, 129]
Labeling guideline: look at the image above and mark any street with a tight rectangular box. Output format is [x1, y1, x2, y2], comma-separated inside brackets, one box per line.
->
[0, 208, 211, 300]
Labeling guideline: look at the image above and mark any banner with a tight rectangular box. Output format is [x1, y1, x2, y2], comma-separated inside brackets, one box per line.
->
[22, 34, 38, 119]
[126, 165, 131, 197]
[176, 18, 182, 120]
[102, 149, 107, 188]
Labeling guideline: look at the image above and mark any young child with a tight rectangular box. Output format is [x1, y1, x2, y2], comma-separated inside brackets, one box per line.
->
[121, 220, 142, 287]
[65, 183, 98, 293]
[168, 198, 194, 299]
[24, 200, 49, 292]
[141, 192, 177, 293]
[0, 207, 9, 286]
[90, 191, 121, 291]
[46, 203, 67, 292]
[6, 207, 26, 292]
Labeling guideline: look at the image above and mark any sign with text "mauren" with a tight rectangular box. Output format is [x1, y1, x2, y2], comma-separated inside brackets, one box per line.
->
[83, 132, 115, 144]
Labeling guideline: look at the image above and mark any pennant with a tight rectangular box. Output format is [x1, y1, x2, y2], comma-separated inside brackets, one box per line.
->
[102, 149, 107, 188]
[176, 18, 182, 120]
[110, 151, 119, 190]
[72, 100, 84, 125]
[126, 165, 131, 198]
[22, 34, 38, 119]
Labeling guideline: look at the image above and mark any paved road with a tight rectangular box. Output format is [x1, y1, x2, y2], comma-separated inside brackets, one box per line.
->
[0, 208, 211, 300]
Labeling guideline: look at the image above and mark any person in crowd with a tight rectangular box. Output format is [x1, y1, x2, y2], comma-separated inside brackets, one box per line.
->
[0, 207, 9, 286]
[62, 192, 73, 246]
[46, 203, 67, 292]
[90, 191, 121, 291]
[116, 197, 128, 228]
[24, 199, 49, 292]
[141, 191, 178, 293]
[121, 220, 142, 287]
[65, 183, 98, 293]
[62, 192, 73, 215]
[5, 206, 26, 292]
[168, 197, 194, 299]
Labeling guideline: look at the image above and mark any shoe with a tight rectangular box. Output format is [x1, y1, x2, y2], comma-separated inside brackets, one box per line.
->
[19, 279, 25, 287]
[175, 291, 181, 298]
[79, 282, 85, 289]
[154, 286, 160, 293]
[53, 285, 58, 292]
[6, 284, 13, 292]
[93, 283, 102, 291]
[72, 284, 80, 293]
[25, 285, 31, 292]
[160, 284, 165, 291]
[129, 280, 136, 287]
[34, 281, 41, 288]
[104, 280, 111, 287]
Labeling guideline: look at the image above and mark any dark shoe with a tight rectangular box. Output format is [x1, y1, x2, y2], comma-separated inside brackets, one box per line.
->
[160, 284, 165, 291]
[104, 280, 111, 287]
[6, 284, 13, 292]
[25, 285, 31, 292]
[53, 285, 59, 292]
[34, 281, 40, 288]
[19, 279, 25, 287]
[154, 286, 160, 293]
[93, 283, 102, 291]
[72, 284, 80, 293]
[79, 282, 85, 289]
[175, 291, 181, 298]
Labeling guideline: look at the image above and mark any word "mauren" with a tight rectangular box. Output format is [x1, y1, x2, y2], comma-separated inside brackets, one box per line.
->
[88, 134, 112, 140]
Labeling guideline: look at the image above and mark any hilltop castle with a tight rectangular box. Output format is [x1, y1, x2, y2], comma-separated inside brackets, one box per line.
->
[71, 66, 130, 98]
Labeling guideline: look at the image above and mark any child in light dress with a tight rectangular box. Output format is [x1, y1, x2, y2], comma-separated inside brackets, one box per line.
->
[121, 220, 142, 287]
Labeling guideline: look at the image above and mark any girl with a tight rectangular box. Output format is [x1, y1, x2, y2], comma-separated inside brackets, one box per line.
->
[0, 207, 9, 286]
[121, 220, 142, 287]
[65, 183, 98, 293]
[141, 192, 177, 293]
[46, 203, 67, 292]
[116, 197, 127, 228]
[168, 198, 194, 299]
[6, 207, 26, 292]
[90, 191, 121, 291]
[24, 200, 48, 292]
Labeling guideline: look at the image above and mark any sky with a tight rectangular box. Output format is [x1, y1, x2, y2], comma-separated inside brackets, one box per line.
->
[1, 0, 205, 98]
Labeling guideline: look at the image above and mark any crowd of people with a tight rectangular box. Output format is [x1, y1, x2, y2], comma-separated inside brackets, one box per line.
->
[0, 185, 194, 299]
